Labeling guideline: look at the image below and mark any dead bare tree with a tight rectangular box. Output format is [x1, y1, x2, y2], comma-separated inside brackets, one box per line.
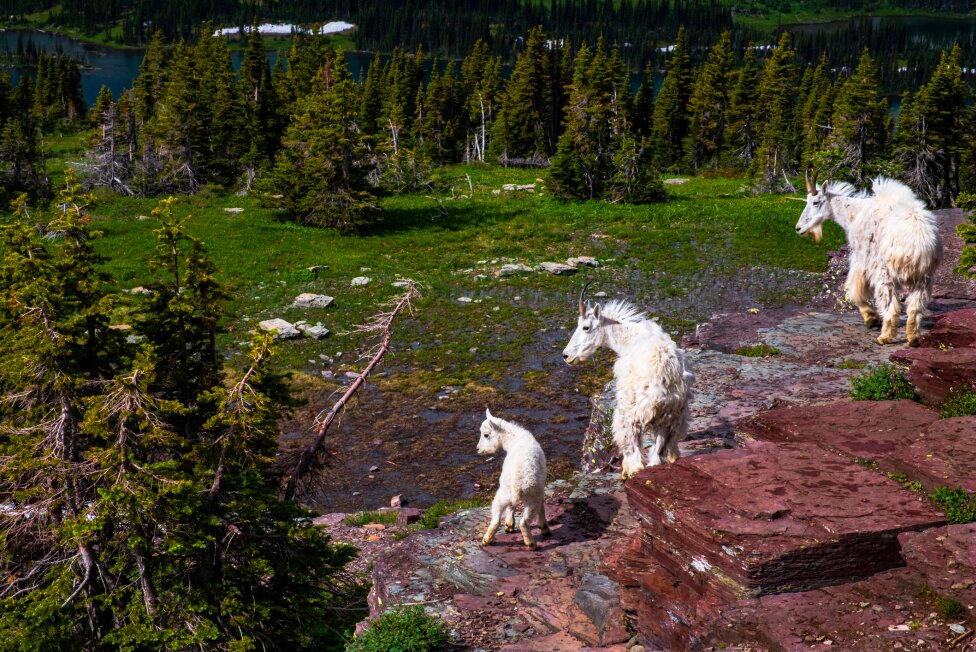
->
[283, 280, 421, 500]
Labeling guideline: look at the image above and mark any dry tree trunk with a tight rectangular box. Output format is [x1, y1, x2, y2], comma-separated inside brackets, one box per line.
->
[282, 280, 420, 501]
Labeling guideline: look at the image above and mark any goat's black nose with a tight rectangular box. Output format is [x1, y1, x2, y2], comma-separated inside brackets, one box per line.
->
[796, 226, 802, 232]
[562, 353, 569, 359]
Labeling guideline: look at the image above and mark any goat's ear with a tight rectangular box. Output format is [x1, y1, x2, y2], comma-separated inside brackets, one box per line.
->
[820, 181, 830, 196]
[592, 304, 601, 319]
[485, 408, 500, 429]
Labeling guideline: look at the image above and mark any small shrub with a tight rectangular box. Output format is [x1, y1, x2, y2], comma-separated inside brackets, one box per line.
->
[735, 343, 781, 357]
[344, 510, 399, 527]
[848, 364, 918, 401]
[417, 497, 489, 530]
[934, 595, 965, 620]
[347, 605, 448, 652]
[940, 386, 976, 418]
[852, 457, 879, 470]
[930, 486, 976, 524]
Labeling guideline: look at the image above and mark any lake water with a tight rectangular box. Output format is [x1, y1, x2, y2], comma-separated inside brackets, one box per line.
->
[0, 29, 377, 106]
[788, 14, 976, 50]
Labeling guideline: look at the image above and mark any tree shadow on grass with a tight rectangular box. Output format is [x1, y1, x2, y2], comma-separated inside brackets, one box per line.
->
[360, 198, 525, 236]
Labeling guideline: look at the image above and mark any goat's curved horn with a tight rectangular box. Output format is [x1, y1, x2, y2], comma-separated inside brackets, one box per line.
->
[578, 282, 592, 317]
[805, 167, 815, 194]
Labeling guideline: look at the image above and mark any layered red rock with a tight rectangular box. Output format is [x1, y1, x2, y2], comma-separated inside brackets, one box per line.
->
[623, 441, 946, 649]
[891, 346, 976, 404]
[738, 400, 976, 492]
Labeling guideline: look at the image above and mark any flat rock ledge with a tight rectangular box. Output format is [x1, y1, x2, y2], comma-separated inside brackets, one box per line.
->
[353, 210, 976, 650]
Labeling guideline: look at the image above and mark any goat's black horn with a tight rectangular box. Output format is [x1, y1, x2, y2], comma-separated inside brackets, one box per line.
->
[578, 282, 591, 317]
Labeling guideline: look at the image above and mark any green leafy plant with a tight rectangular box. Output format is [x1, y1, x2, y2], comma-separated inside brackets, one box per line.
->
[837, 359, 867, 369]
[848, 364, 918, 401]
[735, 343, 782, 357]
[940, 386, 976, 418]
[347, 605, 449, 652]
[930, 486, 976, 524]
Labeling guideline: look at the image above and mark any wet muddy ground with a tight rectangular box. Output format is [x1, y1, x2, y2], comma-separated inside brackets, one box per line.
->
[280, 258, 837, 514]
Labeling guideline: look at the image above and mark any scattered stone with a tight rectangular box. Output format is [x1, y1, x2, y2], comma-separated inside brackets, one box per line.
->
[351, 276, 371, 287]
[321, 370, 334, 379]
[292, 293, 334, 308]
[137, 215, 151, 221]
[457, 296, 473, 303]
[369, 465, 380, 472]
[391, 280, 412, 288]
[391, 495, 405, 508]
[501, 183, 535, 191]
[308, 265, 328, 273]
[352, 491, 361, 496]
[396, 507, 423, 526]
[128, 286, 152, 295]
[950, 624, 967, 634]
[567, 256, 600, 268]
[595, 291, 608, 298]
[497, 263, 534, 277]
[223, 207, 244, 214]
[538, 262, 578, 276]
[345, 371, 360, 379]
[363, 523, 385, 531]
[297, 323, 330, 339]
[663, 178, 689, 185]
[258, 318, 301, 339]
[360, 267, 371, 272]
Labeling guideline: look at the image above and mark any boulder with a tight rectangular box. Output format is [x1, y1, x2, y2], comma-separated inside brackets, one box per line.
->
[891, 346, 976, 404]
[258, 318, 301, 339]
[917, 308, 976, 348]
[396, 507, 423, 527]
[539, 262, 578, 276]
[567, 256, 600, 268]
[497, 263, 534, 277]
[292, 293, 334, 309]
[296, 323, 330, 340]
[350, 276, 371, 287]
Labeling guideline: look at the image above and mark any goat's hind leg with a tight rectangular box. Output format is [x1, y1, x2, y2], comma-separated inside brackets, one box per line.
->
[482, 495, 505, 545]
[537, 497, 551, 538]
[847, 266, 880, 329]
[519, 502, 538, 549]
[874, 283, 901, 345]
[905, 279, 933, 347]
[503, 505, 516, 533]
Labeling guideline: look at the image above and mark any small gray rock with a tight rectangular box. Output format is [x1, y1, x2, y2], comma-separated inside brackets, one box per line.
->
[258, 318, 301, 339]
[539, 262, 579, 275]
[292, 293, 334, 309]
[297, 323, 330, 339]
[351, 276, 371, 287]
[567, 256, 600, 268]
[497, 263, 534, 277]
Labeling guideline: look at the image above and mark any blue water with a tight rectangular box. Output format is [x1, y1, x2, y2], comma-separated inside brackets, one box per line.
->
[0, 29, 378, 106]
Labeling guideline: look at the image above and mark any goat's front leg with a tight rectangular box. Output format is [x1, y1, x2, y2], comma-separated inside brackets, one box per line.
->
[613, 409, 644, 480]
[846, 266, 880, 329]
[482, 494, 506, 545]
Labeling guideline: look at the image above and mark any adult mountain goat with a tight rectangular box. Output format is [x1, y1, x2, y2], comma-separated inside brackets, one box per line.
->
[562, 286, 694, 479]
[794, 172, 942, 347]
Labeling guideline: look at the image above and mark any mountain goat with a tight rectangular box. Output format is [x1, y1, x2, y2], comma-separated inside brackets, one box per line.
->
[795, 171, 942, 346]
[562, 286, 694, 479]
[477, 409, 550, 550]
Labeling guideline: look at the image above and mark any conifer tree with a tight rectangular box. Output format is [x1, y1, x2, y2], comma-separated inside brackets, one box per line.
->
[824, 49, 890, 184]
[752, 32, 797, 189]
[797, 56, 834, 166]
[491, 27, 553, 166]
[684, 30, 734, 170]
[133, 31, 168, 126]
[651, 26, 693, 169]
[632, 62, 656, 140]
[726, 47, 761, 168]
[239, 25, 279, 174]
[259, 52, 378, 230]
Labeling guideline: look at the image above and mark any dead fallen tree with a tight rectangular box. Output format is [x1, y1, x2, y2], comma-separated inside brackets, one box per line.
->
[282, 279, 420, 501]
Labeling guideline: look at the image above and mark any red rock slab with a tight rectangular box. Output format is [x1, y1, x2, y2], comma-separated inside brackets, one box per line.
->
[627, 441, 945, 599]
[917, 308, 976, 349]
[738, 400, 976, 492]
[891, 346, 976, 405]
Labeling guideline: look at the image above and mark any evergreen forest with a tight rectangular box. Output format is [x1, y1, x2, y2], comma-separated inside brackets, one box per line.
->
[1, 4, 976, 650]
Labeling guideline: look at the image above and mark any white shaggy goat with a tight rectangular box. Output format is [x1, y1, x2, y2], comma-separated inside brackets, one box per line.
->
[794, 172, 943, 346]
[562, 286, 694, 479]
[477, 409, 550, 549]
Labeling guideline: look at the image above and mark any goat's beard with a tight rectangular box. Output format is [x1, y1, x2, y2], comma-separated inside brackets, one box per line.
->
[806, 225, 823, 244]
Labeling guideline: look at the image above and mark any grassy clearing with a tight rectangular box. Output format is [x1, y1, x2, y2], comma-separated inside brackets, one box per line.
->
[344, 510, 399, 526]
[725, 0, 975, 33]
[76, 165, 840, 385]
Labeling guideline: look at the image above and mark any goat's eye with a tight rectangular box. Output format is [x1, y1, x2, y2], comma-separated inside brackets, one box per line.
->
[582, 325, 590, 332]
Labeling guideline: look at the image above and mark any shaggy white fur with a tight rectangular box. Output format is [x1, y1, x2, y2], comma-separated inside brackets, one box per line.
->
[795, 176, 943, 346]
[477, 409, 549, 549]
[563, 299, 694, 479]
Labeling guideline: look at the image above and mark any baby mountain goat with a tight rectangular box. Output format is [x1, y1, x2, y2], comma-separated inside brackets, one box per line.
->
[563, 286, 694, 479]
[795, 172, 942, 347]
[478, 409, 550, 549]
